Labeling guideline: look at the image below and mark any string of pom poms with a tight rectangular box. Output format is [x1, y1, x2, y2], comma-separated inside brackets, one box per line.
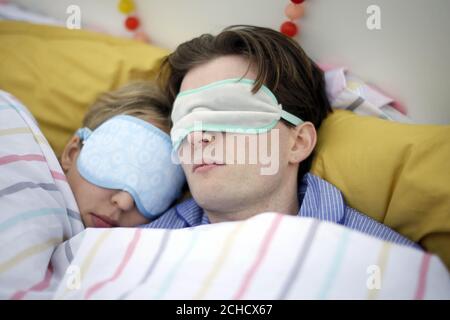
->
[280, 0, 306, 37]
[117, 0, 150, 42]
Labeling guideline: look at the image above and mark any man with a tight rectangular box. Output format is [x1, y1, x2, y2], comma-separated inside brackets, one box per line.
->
[144, 25, 417, 248]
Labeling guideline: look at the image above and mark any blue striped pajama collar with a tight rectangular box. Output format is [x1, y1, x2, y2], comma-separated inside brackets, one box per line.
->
[142, 173, 420, 249]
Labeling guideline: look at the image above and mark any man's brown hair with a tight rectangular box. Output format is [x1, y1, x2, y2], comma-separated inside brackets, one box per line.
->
[158, 25, 332, 180]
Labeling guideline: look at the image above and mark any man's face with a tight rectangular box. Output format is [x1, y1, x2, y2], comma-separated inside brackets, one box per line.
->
[178, 55, 294, 214]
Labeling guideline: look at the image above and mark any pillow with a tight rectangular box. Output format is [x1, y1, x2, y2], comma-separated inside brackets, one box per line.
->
[0, 90, 84, 299]
[0, 21, 169, 156]
[311, 110, 450, 269]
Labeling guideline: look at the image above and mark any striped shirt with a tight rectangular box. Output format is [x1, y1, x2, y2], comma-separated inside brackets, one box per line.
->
[142, 173, 420, 248]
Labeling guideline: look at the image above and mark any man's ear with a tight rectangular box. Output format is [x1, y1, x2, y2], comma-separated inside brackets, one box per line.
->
[288, 122, 317, 164]
[61, 135, 81, 172]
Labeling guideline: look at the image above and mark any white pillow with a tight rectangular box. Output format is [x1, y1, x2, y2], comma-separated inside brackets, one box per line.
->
[0, 91, 84, 299]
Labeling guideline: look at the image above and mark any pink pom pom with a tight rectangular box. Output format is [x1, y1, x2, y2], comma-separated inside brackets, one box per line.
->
[133, 31, 150, 43]
[285, 3, 305, 20]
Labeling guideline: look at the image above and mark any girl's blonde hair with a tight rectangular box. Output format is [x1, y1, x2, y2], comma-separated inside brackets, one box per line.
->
[80, 80, 191, 202]
[83, 81, 171, 134]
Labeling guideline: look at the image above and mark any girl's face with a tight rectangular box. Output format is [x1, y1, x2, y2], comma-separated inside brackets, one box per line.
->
[61, 135, 150, 228]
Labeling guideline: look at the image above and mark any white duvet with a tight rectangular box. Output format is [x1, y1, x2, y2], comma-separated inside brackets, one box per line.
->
[1, 90, 449, 300]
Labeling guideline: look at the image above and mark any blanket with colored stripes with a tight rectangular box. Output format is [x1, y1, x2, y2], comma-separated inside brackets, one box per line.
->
[0, 90, 84, 299]
[55, 213, 450, 300]
[1, 90, 449, 300]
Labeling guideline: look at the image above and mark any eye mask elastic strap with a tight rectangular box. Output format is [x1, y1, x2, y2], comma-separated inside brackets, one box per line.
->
[76, 127, 93, 144]
[281, 110, 303, 126]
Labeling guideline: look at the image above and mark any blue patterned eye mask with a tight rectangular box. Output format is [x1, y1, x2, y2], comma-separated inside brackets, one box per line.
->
[76, 115, 186, 219]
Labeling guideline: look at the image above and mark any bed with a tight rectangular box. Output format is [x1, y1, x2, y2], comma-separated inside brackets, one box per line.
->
[0, 17, 449, 300]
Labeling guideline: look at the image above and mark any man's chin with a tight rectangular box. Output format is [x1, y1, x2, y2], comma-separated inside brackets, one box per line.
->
[191, 191, 231, 208]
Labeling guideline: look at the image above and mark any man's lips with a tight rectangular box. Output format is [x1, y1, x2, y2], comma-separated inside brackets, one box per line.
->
[90, 213, 118, 228]
[192, 162, 225, 173]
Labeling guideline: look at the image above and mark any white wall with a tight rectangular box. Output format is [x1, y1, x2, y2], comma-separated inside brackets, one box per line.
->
[9, 0, 450, 124]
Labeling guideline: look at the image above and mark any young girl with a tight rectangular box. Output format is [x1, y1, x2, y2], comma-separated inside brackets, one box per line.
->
[0, 82, 186, 298]
[60, 81, 186, 228]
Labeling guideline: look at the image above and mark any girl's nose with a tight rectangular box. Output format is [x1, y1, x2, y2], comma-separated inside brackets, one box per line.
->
[111, 191, 135, 212]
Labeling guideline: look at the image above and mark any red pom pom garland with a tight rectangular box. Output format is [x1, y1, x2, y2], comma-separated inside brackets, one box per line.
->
[117, 0, 150, 42]
[280, 0, 307, 37]
[125, 16, 140, 30]
[280, 21, 298, 37]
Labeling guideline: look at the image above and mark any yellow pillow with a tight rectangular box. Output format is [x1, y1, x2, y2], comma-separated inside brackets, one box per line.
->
[0, 21, 169, 156]
[312, 110, 450, 269]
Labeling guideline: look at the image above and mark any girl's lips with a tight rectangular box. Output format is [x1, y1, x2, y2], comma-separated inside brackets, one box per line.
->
[91, 213, 117, 228]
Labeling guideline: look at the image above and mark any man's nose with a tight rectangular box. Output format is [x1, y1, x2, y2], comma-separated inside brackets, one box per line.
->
[111, 191, 135, 212]
[187, 131, 216, 148]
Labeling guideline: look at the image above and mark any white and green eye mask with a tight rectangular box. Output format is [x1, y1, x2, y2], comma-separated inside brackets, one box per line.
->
[171, 78, 303, 149]
[76, 115, 186, 219]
